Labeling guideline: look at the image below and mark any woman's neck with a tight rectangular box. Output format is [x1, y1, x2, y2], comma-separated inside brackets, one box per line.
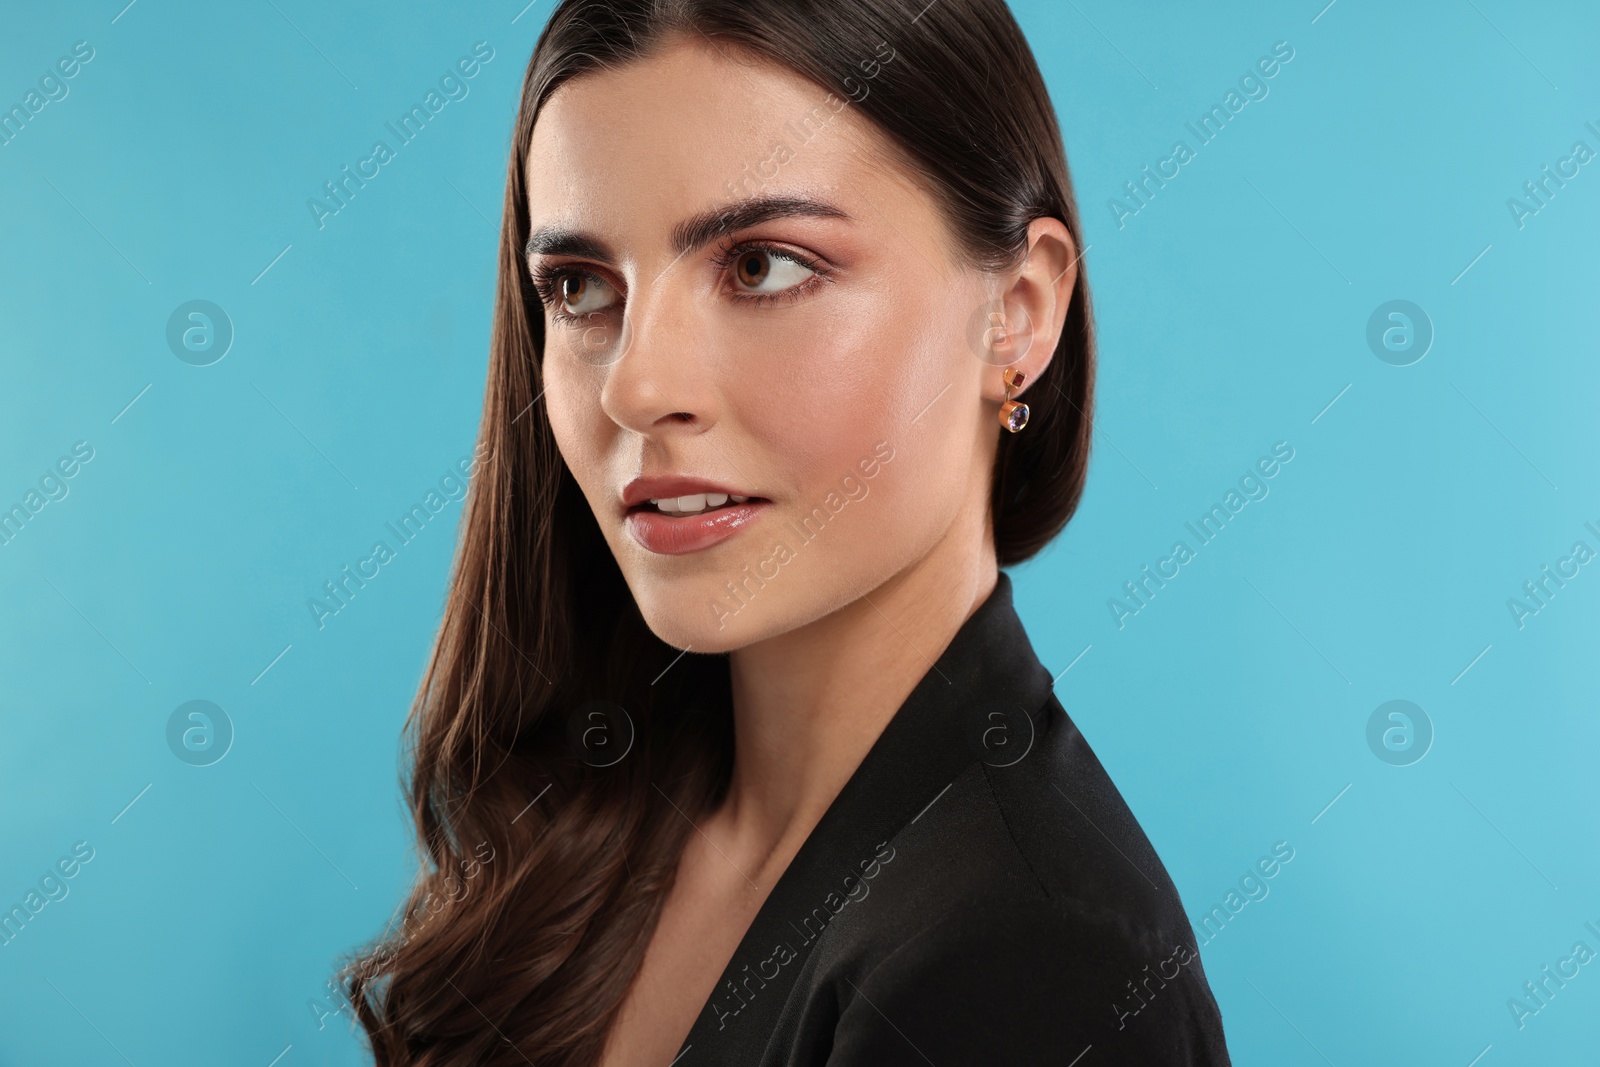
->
[715, 523, 998, 886]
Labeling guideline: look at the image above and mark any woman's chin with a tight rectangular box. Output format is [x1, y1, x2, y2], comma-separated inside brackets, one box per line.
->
[634, 596, 773, 655]
[631, 575, 828, 655]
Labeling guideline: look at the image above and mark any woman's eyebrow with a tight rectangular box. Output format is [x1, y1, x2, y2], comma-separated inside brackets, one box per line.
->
[668, 194, 850, 257]
[524, 194, 851, 265]
[523, 229, 612, 262]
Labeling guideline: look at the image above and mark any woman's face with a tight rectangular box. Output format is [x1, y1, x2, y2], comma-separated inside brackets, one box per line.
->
[523, 36, 1059, 652]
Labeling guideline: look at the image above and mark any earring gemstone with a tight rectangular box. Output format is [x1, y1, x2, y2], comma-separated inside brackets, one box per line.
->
[1000, 399, 1029, 432]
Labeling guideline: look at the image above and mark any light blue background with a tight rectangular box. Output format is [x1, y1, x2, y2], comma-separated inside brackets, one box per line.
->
[2, 1, 1596, 1064]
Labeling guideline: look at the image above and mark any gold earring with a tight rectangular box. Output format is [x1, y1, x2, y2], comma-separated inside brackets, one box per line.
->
[998, 367, 1029, 432]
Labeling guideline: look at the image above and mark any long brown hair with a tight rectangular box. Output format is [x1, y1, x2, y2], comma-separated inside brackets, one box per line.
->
[337, 0, 1095, 1061]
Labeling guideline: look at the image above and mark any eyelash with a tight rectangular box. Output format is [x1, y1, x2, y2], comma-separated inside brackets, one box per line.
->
[529, 240, 831, 324]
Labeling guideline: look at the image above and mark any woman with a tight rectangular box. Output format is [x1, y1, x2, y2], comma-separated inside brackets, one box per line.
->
[340, 0, 1232, 1064]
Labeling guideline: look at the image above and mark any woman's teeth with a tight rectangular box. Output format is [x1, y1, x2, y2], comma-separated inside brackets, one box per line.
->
[649, 493, 750, 516]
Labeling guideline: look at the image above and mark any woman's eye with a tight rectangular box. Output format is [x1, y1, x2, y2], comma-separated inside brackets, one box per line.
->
[730, 249, 815, 295]
[557, 273, 618, 316]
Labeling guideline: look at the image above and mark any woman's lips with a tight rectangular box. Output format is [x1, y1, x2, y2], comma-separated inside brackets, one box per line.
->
[625, 500, 770, 555]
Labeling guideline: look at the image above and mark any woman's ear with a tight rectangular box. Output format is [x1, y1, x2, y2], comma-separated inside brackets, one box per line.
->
[977, 217, 1079, 402]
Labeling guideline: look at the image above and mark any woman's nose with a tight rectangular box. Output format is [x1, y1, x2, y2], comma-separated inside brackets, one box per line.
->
[598, 272, 720, 436]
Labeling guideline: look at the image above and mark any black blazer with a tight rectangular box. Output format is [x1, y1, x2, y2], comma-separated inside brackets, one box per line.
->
[674, 571, 1232, 1065]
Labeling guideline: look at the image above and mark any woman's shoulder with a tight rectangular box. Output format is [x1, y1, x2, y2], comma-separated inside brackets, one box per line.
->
[825, 888, 1229, 1065]
[807, 699, 1230, 1062]
[979, 693, 1199, 939]
[870, 693, 1200, 950]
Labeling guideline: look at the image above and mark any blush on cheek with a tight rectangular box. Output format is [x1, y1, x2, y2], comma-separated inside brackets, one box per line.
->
[753, 304, 927, 475]
[782, 304, 968, 542]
